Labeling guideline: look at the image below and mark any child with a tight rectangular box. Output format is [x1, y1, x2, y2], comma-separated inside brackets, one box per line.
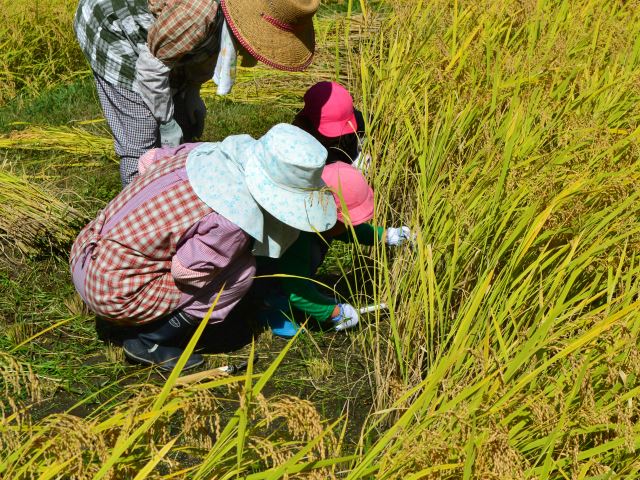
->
[70, 124, 336, 371]
[293, 81, 368, 168]
[252, 161, 412, 338]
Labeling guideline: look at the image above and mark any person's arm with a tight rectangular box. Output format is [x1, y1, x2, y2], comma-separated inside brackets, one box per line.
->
[146, 0, 219, 66]
[134, 0, 219, 123]
[333, 223, 385, 246]
[171, 213, 250, 289]
[276, 234, 336, 322]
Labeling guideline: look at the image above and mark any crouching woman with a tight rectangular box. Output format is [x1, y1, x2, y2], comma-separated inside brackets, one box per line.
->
[69, 124, 336, 371]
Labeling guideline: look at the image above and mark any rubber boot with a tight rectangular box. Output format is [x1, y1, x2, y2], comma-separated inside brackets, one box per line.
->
[122, 311, 204, 372]
[259, 309, 300, 338]
[95, 318, 137, 346]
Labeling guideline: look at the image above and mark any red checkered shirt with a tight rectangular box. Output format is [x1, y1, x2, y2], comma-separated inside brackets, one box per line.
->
[75, 0, 219, 90]
[70, 150, 214, 323]
[148, 0, 219, 65]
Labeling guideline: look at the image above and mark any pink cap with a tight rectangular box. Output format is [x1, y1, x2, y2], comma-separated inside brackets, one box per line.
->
[302, 82, 358, 138]
[321, 161, 374, 225]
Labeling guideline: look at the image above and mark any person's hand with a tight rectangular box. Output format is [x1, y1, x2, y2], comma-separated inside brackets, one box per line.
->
[385, 226, 413, 247]
[159, 119, 183, 147]
[331, 304, 359, 331]
[183, 87, 206, 139]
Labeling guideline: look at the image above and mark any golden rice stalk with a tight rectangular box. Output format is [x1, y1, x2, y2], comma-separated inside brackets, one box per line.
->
[0, 169, 87, 257]
[0, 351, 41, 416]
[0, 125, 116, 161]
[0, 352, 39, 457]
[0, 0, 87, 104]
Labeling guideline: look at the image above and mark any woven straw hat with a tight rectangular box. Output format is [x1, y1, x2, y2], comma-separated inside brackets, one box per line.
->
[221, 0, 319, 71]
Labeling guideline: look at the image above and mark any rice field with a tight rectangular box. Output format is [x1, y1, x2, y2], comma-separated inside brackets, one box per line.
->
[1, 0, 639, 478]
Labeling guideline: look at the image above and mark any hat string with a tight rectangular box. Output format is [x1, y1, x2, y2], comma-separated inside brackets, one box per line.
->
[260, 13, 295, 32]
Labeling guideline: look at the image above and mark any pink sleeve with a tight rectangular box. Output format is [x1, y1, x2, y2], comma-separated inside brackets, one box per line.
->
[138, 142, 204, 175]
[171, 213, 251, 289]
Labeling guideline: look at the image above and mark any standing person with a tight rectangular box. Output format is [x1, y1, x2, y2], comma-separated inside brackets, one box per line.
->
[293, 81, 367, 168]
[69, 124, 336, 371]
[253, 161, 413, 338]
[74, 0, 320, 186]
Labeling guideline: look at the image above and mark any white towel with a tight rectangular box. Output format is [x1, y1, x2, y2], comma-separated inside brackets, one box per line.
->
[212, 20, 237, 96]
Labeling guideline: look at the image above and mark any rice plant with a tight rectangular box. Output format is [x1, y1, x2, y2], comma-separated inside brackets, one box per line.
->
[347, 0, 640, 476]
[0, 311, 347, 479]
[0, 0, 88, 104]
[0, 125, 115, 161]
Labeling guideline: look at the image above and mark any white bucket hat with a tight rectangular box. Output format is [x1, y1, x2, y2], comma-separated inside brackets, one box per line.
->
[244, 123, 336, 233]
[186, 124, 336, 258]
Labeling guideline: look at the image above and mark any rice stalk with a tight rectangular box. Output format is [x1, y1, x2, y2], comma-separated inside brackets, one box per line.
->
[0, 168, 87, 257]
[0, 0, 88, 104]
[0, 125, 116, 161]
[345, 0, 640, 476]
[0, 348, 343, 478]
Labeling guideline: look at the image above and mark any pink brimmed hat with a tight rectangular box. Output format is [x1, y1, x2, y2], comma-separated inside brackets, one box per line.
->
[221, 0, 319, 72]
[321, 161, 374, 226]
[302, 81, 358, 138]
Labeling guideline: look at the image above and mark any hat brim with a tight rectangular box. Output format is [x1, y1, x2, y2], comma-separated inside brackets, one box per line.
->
[317, 111, 359, 138]
[245, 153, 337, 232]
[222, 0, 315, 72]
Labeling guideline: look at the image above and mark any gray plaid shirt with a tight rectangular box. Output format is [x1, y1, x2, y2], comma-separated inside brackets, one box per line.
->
[74, 0, 154, 90]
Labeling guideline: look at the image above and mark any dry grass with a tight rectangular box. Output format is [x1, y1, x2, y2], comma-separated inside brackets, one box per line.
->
[0, 125, 115, 161]
[0, 168, 87, 257]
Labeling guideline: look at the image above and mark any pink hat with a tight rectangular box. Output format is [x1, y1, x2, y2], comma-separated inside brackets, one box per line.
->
[302, 82, 358, 138]
[321, 161, 374, 225]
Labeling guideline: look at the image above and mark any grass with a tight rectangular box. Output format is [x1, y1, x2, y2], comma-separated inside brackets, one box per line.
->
[0, 78, 101, 132]
[1, 0, 640, 477]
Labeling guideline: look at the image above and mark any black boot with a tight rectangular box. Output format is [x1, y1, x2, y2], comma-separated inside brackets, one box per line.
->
[196, 297, 257, 354]
[95, 318, 137, 345]
[122, 311, 204, 372]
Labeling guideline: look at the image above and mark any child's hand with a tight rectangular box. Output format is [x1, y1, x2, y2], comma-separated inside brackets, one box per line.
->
[385, 226, 414, 247]
[331, 304, 359, 331]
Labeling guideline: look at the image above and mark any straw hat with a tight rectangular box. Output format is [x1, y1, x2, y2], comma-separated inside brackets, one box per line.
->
[245, 124, 337, 232]
[221, 0, 319, 71]
[321, 161, 374, 226]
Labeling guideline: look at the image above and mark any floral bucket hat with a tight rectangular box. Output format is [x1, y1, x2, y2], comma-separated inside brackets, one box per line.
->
[186, 124, 336, 257]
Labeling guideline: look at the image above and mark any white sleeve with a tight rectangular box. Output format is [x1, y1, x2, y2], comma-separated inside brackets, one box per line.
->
[134, 44, 174, 122]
